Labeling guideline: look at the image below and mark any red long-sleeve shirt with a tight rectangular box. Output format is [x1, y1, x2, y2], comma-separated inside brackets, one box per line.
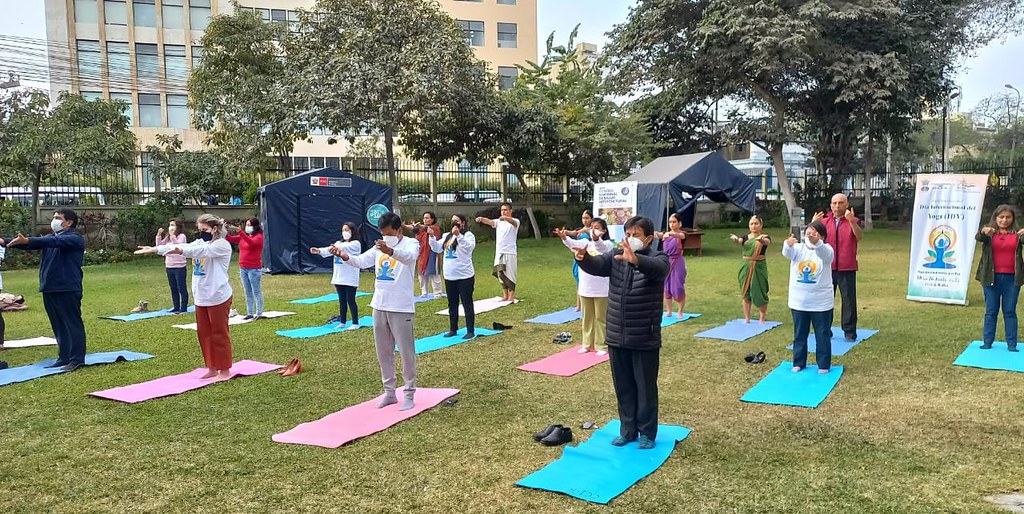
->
[225, 232, 264, 269]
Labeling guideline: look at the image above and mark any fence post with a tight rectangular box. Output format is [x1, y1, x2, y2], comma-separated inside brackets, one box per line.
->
[500, 163, 508, 202]
[562, 175, 569, 204]
[429, 163, 438, 204]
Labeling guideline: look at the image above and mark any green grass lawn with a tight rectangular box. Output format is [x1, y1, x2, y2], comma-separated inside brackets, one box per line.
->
[1, 228, 1021, 513]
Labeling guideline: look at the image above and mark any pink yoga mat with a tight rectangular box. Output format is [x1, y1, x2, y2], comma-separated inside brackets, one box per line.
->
[89, 360, 282, 403]
[272, 387, 460, 448]
[518, 347, 609, 377]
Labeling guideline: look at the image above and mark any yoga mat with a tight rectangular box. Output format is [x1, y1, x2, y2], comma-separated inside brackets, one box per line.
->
[275, 316, 374, 339]
[740, 361, 845, 408]
[953, 341, 1024, 373]
[172, 311, 296, 330]
[0, 350, 154, 387]
[786, 328, 878, 356]
[694, 319, 783, 342]
[661, 312, 701, 328]
[518, 347, 609, 377]
[435, 296, 518, 317]
[525, 307, 582, 325]
[411, 327, 503, 354]
[89, 360, 281, 403]
[516, 419, 691, 504]
[102, 306, 195, 322]
[289, 292, 370, 304]
[272, 387, 460, 448]
[2, 337, 58, 349]
[414, 294, 445, 303]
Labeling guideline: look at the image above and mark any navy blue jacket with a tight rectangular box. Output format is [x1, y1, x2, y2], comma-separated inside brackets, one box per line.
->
[14, 228, 86, 293]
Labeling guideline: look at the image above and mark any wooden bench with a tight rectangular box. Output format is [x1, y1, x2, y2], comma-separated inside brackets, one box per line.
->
[682, 229, 703, 256]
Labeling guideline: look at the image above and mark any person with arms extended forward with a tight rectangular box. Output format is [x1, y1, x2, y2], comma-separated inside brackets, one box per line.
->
[812, 193, 864, 341]
[476, 202, 520, 301]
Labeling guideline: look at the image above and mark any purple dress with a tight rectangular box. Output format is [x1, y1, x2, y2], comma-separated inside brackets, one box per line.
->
[663, 236, 687, 299]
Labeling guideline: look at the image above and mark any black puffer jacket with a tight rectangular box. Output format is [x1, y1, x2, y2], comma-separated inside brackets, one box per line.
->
[577, 245, 670, 350]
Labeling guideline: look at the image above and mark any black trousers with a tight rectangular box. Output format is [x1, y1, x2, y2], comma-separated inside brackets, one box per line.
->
[0, 309, 5, 345]
[42, 291, 87, 365]
[832, 270, 858, 336]
[445, 276, 475, 333]
[334, 284, 359, 324]
[608, 346, 660, 440]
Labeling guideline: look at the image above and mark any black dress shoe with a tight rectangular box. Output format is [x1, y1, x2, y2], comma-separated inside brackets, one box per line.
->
[493, 322, 513, 331]
[844, 333, 857, 342]
[0, 361, 8, 370]
[44, 361, 68, 369]
[533, 424, 562, 442]
[61, 361, 82, 372]
[462, 332, 475, 340]
[541, 427, 573, 446]
[443, 330, 458, 338]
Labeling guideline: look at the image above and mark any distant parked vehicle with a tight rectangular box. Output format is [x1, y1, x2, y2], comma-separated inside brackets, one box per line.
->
[0, 186, 107, 206]
[398, 190, 503, 203]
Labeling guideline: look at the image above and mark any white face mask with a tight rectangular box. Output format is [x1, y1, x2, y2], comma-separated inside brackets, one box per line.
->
[383, 235, 400, 247]
[342, 230, 352, 241]
[244, 226, 254, 235]
[51, 219, 65, 233]
[627, 236, 645, 252]
[168, 225, 176, 234]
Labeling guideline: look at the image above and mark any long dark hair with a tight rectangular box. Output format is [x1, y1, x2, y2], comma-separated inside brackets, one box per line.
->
[989, 204, 1018, 232]
[591, 218, 609, 241]
[444, 213, 470, 252]
[245, 217, 263, 234]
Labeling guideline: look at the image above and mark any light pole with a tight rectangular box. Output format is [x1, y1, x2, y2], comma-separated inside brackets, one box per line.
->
[1006, 84, 1021, 180]
[941, 90, 960, 173]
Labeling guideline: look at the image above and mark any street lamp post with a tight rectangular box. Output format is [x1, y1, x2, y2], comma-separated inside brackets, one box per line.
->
[942, 90, 960, 173]
[1006, 84, 1021, 181]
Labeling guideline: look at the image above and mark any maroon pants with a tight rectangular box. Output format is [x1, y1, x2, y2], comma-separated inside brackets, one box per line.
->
[195, 298, 233, 371]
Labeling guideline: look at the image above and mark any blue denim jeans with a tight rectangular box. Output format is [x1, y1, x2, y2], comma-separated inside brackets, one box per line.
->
[166, 267, 188, 312]
[791, 308, 834, 370]
[983, 273, 1020, 347]
[239, 268, 264, 316]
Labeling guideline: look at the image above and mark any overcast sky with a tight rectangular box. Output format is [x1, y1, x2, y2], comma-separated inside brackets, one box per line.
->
[2, 0, 1022, 110]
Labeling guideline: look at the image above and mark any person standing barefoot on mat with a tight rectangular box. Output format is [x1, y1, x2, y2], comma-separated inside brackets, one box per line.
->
[336, 212, 420, 411]
[575, 216, 669, 450]
[476, 202, 520, 302]
[137, 214, 235, 379]
[655, 212, 687, 319]
[405, 211, 443, 299]
[730, 215, 772, 324]
[156, 219, 189, 313]
[429, 214, 477, 339]
[974, 205, 1024, 352]
[783, 221, 835, 373]
[310, 222, 362, 328]
[812, 193, 863, 341]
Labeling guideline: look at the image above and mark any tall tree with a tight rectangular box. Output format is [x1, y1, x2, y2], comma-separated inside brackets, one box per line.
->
[0, 90, 135, 220]
[144, 134, 235, 206]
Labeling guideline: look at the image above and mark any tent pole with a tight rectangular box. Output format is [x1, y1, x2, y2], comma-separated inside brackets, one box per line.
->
[665, 186, 670, 231]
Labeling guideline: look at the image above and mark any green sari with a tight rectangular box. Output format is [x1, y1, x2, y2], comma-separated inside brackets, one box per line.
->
[738, 236, 769, 307]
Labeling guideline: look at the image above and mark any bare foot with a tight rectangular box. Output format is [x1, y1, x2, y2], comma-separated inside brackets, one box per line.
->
[792, 366, 803, 373]
[665, 310, 672, 318]
[676, 312, 684, 319]
[817, 368, 830, 374]
[744, 318, 751, 324]
[199, 369, 218, 379]
[217, 370, 232, 380]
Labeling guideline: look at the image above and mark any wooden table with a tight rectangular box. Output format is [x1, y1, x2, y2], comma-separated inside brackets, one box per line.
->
[682, 229, 703, 256]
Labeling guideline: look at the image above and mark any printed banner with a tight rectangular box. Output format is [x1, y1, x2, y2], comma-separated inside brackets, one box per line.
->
[593, 181, 637, 242]
[907, 174, 988, 305]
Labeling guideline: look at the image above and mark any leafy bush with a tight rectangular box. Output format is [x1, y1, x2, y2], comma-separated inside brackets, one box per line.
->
[0, 199, 33, 236]
[112, 192, 184, 249]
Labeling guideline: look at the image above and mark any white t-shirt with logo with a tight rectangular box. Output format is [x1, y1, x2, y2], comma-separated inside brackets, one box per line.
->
[782, 240, 835, 312]
[563, 237, 613, 298]
[158, 238, 233, 307]
[344, 236, 419, 313]
[316, 239, 362, 287]
[493, 218, 519, 260]
[429, 231, 476, 281]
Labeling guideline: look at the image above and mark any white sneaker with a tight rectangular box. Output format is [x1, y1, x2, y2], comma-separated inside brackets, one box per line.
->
[577, 346, 590, 354]
[229, 309, 239, 317]
[596, 350, 607, 357]
[345, 324, 361, 331]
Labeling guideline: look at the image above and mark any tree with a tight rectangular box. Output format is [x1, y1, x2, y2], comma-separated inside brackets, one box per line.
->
[189, 8, 307, 178]
[0, 90, 136, 220]
[292, 0, 485, 214]
[144, 134, 236, 206]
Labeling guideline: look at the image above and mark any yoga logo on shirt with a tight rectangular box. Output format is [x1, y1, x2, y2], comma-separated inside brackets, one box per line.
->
[334, 255, 344, 265]
[375, 254, 400, 281]
[796, 259, 819, 284]
[193, 258, 207, 277]
[444, 240, 457, 259]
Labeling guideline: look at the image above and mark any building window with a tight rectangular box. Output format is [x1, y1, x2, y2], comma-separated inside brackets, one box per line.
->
[458, 20, 484, 47]
[81, 91, 103, 101]
[141, 153, 155, 188]
[191, 45, 204, 67]
[310, 157, 325, 169]
[166, 94, 189, 128]
[189, 0, 211, 30]
[293, 157, 310, 171]
[110, 92, 134, 126]
[138, 93, 162, 127]
[455, 0, 482, 2]
[76, 40, 102, 81]
[326, 157, 340, 169]
[498, 66, 518, 90]
[133, 0, 157, 27]
[287, 10, 300, 32]
[74, 0, 99, 23]
[497, 0, 516, 4]
[107, 41, 131, 80]
[104, 0, 127, 25]
[270, 9, 287, 25]
[164, 45, 187, 85]
[162, 0, 184, 29]
[135, 43, 159, 79]
[253, 7, 269, 21]
[497, 22, 517, 48]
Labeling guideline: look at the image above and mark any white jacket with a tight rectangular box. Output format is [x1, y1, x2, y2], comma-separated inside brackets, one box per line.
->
[782, 240, 835, 312]
[429, 230, 476, 281]
[158, 238, 233, 307]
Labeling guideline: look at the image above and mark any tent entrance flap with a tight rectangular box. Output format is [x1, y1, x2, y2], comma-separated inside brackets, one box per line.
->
[296, 194, 364, 274]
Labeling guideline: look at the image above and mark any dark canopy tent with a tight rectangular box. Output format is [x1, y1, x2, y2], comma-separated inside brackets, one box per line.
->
[258, 167, 392, 274]
[628, 151, 757, 231]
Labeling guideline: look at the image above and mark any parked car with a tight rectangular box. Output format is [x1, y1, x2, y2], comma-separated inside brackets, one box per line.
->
[0, 186, 107, 206]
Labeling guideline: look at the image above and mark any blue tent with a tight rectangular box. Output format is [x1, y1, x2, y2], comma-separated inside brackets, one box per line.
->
[258, 167, 392, 274]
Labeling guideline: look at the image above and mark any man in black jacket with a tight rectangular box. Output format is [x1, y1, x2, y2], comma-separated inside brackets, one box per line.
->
[575, 216, 670, 449]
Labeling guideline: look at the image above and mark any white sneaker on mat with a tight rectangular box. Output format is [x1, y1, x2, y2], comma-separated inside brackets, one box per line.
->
[577, 346, 590, 354]
[596, 350, 607, 357]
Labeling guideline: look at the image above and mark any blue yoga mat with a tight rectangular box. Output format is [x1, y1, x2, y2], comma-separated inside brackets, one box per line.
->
[289, 292, 370, 304]
[695, 319, 782, 342]
[414, 294, 445, 304]
[275, 316, 374, 339]
[786, 328, 878, 356]
[525, 307, 582, 325]
[103, 306, 194, 322]
[516, 419, 691, 504]
[661, 312, 701, 328]
[740, 361, 845, 408]
[0, 350, 154, 387]
[953, 341, 1024, 372]
[411, 327, 503, 354]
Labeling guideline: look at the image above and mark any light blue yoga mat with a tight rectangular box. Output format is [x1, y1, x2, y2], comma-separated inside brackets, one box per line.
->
[525, 307, 582, 325]
[103, 306, 194, 322]
[289, 292, 370, 304]
[740, 361, 845, 408]
[953, 341, 1024, 372]
[0, 350, 154, 387]
[694, 319, 782, 342]
[516, 419, 691, 504]
[414, 294, 445, 304]
[661, 312, 701, 328]
[411, 327, 502, 354]
[275, 316, 374, 339]
[786, 328, 878, 356]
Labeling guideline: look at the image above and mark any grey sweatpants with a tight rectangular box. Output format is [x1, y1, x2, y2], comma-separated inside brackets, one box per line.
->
[373, 309, 416, 394]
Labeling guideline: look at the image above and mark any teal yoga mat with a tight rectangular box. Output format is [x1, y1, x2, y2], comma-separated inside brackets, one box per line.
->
[786, 328, 878, 356]
[102, 306, 194, 321]
[740, 361, 845, 408]
[953, 341, 1024, 372]
[410, 327, 502, 354]
[516, 419, 691, 504]
[661, 312, 701, 328]
[275, 316, 374, 339]
[0, 350, 154, 387]
[289, 292, 370, 304]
